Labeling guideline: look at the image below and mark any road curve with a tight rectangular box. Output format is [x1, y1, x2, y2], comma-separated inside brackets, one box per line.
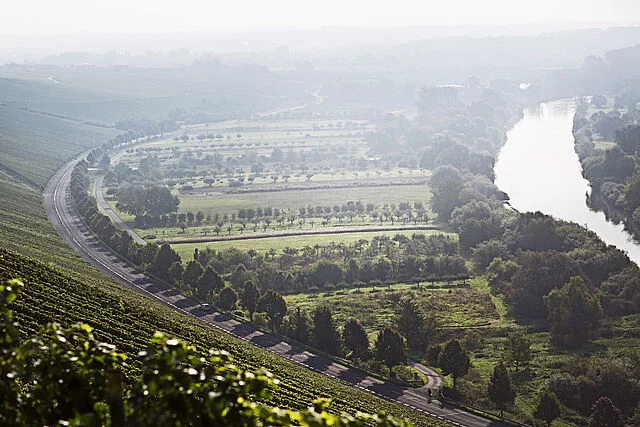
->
[44, 156, 506, 427]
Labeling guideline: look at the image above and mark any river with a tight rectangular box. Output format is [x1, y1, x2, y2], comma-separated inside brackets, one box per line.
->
[494, 99, 640, 265]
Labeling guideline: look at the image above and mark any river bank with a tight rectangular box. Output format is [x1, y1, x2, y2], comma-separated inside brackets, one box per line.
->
[495, 99, 640, 265]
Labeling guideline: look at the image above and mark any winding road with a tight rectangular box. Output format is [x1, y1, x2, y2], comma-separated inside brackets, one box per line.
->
[44, 155, 507, 427]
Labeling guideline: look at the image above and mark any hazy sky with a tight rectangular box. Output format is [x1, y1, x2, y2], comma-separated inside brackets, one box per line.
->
[3, 0, 640, 34]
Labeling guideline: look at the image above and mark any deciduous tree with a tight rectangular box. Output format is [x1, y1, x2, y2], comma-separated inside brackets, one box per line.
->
[343, 318, 370, 359]
[375, 327, 407, 368]
[487, 361, 515, 416]
[257, 289, 287, 331]
[438, 339, 470, 389]
[242, 280, 260, 319]
[311, 305, 342, 355]
[217, 286, 238, 310]
[545, 276, 602, 348]
[534, 389, 561, 427]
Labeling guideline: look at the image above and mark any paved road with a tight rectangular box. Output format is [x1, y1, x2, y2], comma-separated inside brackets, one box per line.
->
[410, 361, 443, 391]
[44, 156, 506, 427]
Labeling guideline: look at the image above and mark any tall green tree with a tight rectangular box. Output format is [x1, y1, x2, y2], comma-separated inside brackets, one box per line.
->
[197, 266, 224, 295]
[395, 296, 437, 354]
[167, 261, 184, 285]
[217, 286, 238, 311]
[428, 165, 463, 221]
[116, 185, 179, 217]
[286, 308, 311, 344]
[230, 264, 253, 290]
[544, 276, 602, 348]
[182, 260, 204, 287]
[149, 244, 181, 281]
[506, 329, 532, 371]
[508, 250, 585, 318]
[242, 280, 260, 319]
[450, 200, 501, 250]
[438, 339, 470, 389]
[375, 327, 407, 368]
[534, 389, 561, 427]
[257, 289, 287, 331]
[589, 397, 624, 427]
[311, 305, 342, 355]
[487, 361, 515, 416]
[342, 318, 370, 360]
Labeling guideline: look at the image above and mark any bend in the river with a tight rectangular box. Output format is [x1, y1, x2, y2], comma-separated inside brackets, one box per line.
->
[495, 99, 640, 265]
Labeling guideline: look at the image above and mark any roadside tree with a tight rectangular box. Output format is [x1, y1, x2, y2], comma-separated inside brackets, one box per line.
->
[311, 305, 342, 355]
[343, 318, 370, 360]
[487, 361, 515, 416]
[438, 339, 470, 389]
[375, 327, 407, 368]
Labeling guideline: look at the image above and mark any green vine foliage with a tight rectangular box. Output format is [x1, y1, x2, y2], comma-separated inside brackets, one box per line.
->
[0, 279, 410, 427]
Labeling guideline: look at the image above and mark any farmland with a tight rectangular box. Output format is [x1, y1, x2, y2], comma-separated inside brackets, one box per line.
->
[284, 277, 503, 337]
[0, 112, 443, 426]
[0, 248, 442, 426]
[103, 116, 436, 244]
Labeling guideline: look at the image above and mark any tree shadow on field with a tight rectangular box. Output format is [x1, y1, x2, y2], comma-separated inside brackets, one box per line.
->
[368, 382, 403, 400]
[338, 367, 367, 385]
[250, 333, 280, 349]
[304, 354, 332, 373]
[231, 322, 255, 338]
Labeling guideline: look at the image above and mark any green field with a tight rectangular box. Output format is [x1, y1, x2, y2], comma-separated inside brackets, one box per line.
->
[284, 277, 504, 339]
[171, 229, 453, 259]
[179, 183, 431, 216]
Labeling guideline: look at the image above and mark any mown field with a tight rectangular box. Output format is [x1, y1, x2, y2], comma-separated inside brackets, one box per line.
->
[178, 183, 431, 215]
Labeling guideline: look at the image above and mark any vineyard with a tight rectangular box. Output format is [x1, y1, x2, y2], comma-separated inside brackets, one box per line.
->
[0, 105, 116, 187]
[0, 248, 444, 426]
[0, 109, 443, 425]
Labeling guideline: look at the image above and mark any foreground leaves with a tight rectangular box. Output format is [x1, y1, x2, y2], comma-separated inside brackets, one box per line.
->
[0, 279, 410, 426]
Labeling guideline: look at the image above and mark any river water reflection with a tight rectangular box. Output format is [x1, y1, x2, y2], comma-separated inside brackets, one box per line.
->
[494, 99, 640, 265]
